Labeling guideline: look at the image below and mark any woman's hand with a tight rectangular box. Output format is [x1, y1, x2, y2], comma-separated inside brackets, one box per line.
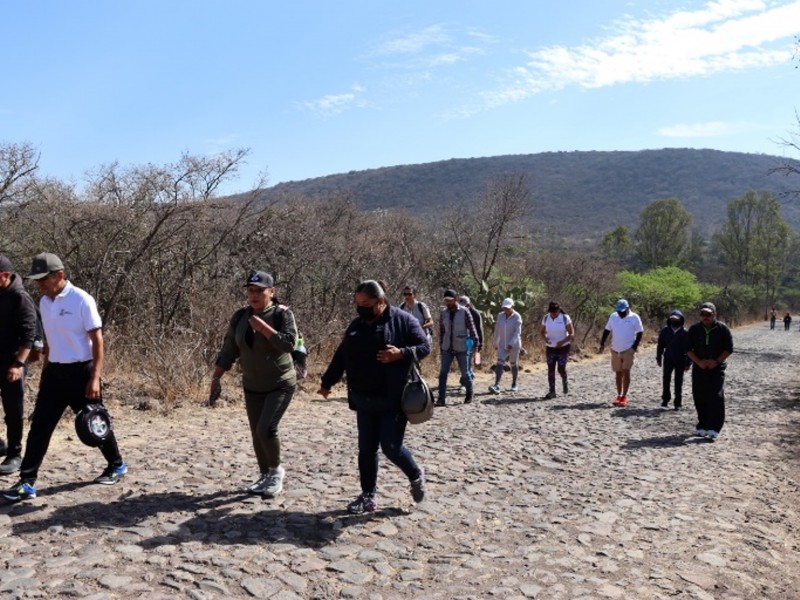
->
[249, 315, 274, 338]
[377, 345, 402, 364]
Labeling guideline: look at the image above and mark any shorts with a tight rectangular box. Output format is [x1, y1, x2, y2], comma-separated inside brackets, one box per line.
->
[497, 345, 521, 364]
[611, 348, 635, 372]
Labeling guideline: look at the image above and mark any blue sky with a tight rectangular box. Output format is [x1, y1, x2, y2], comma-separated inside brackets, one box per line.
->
[3, 0, 799, 194]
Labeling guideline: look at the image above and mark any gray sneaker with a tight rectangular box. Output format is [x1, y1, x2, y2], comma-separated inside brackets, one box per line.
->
[488, 384, 500, 394]
[247, 473, 269, 494]
[0, 456, 22, 475]
[262, 467, 285, 497]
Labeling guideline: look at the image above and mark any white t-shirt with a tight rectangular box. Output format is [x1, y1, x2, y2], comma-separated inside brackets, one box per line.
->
[541, 312, 573, 348]
[604, 311, 643, 352]
[40, 281, 103, 363]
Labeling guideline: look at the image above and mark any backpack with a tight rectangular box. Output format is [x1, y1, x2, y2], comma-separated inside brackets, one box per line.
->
[234, 305, 307, 380]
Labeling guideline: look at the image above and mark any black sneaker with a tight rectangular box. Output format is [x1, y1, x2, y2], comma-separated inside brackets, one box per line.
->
[463, 395, 473, 404]
[410, 467, 426, 503]
[544, 390, 557, 400]
[347, 493, 377, 514]
[661, 399, 669, 408]
[562, 381, 569, 395]
[435, 399, 446, 407]
[2, 480, 36, 502]
[94, 462, 128, 485]
[0, 456, 22, 475]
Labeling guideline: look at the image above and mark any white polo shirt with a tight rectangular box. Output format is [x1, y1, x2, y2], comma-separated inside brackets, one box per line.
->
[604, 311, 644, 353]
[40, 281, 102, 363]
[542, 312, 573, 348]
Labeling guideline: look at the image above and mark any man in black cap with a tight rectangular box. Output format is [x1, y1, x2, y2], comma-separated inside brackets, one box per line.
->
[3, 253, 127, 502]
[686, 302, 733, 442]
[0, 255, 38, 475]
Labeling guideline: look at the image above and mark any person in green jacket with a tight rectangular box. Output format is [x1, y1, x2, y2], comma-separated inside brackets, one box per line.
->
[210, 270, 297, 497]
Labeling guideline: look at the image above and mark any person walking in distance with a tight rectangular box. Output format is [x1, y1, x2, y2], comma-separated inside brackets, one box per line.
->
[489, 298, 523, 394]
[399, 286, 434, 343]
[3, 254, 127, 502]
[599, 298, 643, 407]
[459, 296, 484, 382]
[0, 255, 39, 475]
[656, 310, 690, 410]
[783, 312, 792, 331]
[540, 301, 574, 399]
[769, 308, 776, 330]
[686, 302, 733, 442]
[437, 289, 478, 406]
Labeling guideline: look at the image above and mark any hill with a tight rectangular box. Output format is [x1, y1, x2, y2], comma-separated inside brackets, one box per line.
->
[258, 149, 800, 242]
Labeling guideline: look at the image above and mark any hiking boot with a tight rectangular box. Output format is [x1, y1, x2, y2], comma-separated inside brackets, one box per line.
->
[3, 480, 36, 502]
[410, 467, 426, 503]
[248, 473, 269, 494]
[488, 384, 500, 394]
[562, 381, 569, 395]
[262, 466, 285, 497]
[347, 492, 377, 514]
[544, 389, 556, 400]
[0, 456, 22, 475]
[94, 462, 128, 485]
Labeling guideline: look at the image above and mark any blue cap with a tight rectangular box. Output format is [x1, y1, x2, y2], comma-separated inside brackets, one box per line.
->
[615, 298, 630, 312]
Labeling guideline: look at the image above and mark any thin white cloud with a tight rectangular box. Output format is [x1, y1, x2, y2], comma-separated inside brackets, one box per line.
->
[300, 85, 368, 117]
[658, 120, 755, 137]
[374, 24, 490, 69]
[376, 25, 451, 55]
[472, 0, 800, 114]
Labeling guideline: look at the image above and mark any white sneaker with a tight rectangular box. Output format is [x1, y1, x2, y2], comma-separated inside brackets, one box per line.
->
[263, 466, 285, 497]
[488, 384, 500, 394]
[694, 429, 707, 437]
[510, 385, 519, 392]
[705, 430, 718, 441]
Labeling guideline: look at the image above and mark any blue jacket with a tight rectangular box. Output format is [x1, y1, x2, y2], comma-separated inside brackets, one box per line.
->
[321, 305, 431, 412]
[656, 309, 690, 366]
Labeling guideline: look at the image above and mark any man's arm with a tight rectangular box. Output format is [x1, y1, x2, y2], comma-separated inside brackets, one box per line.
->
[87, 328, 103, 400]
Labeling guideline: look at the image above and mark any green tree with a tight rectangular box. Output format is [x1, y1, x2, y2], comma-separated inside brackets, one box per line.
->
[713, 190, 792, 308]
[600, 225, 632, 262]
[634, 198, 692, 269]
[618, 266, 702, 321]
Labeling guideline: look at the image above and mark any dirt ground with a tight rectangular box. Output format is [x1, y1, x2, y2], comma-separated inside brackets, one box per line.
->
[0, 321, 798, 599]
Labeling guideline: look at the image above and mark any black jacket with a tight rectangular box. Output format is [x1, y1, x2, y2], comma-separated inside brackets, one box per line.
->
[686, 319, 734, 371]
[321, 305, 430, 412]
[0, 274, 38, 365]
[656, 309, 690, 366]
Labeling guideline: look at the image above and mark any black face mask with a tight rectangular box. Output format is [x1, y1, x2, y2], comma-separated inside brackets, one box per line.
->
[617, 310, 628, 318]
[357, 305, 376, 320]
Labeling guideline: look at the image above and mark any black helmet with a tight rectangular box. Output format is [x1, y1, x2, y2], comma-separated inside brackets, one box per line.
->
[75, 404, 113, 447]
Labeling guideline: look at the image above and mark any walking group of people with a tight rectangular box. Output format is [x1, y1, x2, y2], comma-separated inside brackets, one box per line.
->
[0, 257, 735, 516]
[600, 298, 734, 441]
[769, 308, 795, 331]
